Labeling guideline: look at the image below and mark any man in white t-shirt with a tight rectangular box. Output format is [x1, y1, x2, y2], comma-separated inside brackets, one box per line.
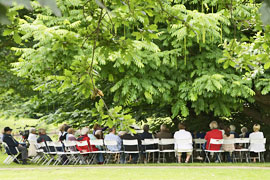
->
[174, 123, 193, 163]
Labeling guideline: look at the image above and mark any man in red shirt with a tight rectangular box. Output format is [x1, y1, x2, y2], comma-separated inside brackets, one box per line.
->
[205, 121, 223, 150]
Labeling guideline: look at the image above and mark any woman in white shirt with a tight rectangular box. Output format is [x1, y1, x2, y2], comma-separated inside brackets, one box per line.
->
[249, 124, 265, 162]
[28, 128, 38, 157]
[174, 123, 193, 163]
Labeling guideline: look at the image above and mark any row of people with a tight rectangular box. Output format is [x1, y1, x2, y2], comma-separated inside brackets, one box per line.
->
[1, 121, 265, 164]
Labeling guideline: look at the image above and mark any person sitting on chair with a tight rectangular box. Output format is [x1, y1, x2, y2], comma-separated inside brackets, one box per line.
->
[249, 124, 265, 162]
[174, 123, 193, 163]
[3, 127, 28, 164]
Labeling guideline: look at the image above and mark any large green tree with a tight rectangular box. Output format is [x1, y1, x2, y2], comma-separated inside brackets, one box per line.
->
[1, 0, 270, 132]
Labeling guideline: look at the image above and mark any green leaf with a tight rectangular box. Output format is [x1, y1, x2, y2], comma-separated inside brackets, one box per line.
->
[264, 61, 270, 69]
[3, 29, 12, 36]
[13, 32, 21, 44]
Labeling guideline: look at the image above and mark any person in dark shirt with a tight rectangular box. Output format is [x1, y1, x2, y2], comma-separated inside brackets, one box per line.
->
[37, 129, 52, 143]
[3, 127, 28, 164]
[37, 129, 54, 152]
[122, 131, 141, 163]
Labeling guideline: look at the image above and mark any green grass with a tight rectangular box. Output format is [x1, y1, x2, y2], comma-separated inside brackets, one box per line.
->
[0, 167, 270, 180]
[1, 153, 270, 180]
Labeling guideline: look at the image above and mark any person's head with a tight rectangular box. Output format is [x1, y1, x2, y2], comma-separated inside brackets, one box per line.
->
[67, 128, 75, 135]
[178, 123, 186, 130]
[64, 125, 71, 132]
[4, 127, 13, 134]
[95, 130, 103, 139]
[59, 124, 68, 132]
[224, 126, 231, 137]
[143, 124, 150, 132]
[108, 127, 116, 134]
[39, 128, 46, 135]
[118, 131, 127, 138]
[30, 128, 36, 134]
[80, 127, 89, 135]
[160, 124, 168, 132]
[93, 124, 100, 131]
[253, 124, 260, 132]
[209, 121, 218, 130]
[241, 127, 248, 134]
[230, 125, 236, 132]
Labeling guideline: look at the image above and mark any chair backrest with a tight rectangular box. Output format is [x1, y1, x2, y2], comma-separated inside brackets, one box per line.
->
[175, 139, 192, 145]
[54, 141, 63, 148]
[250, 138, 266, 144]
[143, 138, 159, 145]
[2, 142, 18, 155]
[104, 140, 118, 146]
[123, 139, 138, 146]
[209, 138, 223, 145]
[159, 138, 175, 145]
[39, 142, 46, 147]
[46, 141, 57, 152]
[64, 141, 77, 146]
[90, 139, 104, 146]
[223, 139, 235, 145]
[194, 139, 207, 144]
[234, 138, 250, 144]
[76, 141, 88, 147]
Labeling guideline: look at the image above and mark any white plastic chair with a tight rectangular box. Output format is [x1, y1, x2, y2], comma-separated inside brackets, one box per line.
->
[89, 139, 105, 164]
[205, 138, 223, 163]
[234, 138, 249, 162]
[222, 139, 235, 162]
[123, 139, 140, 163]
[63, 141, 80, 165]
[158, 139, 175, 163]
[104, 140, 122, 164]
[142, 138, 159, 163]
[2, 142, 20, 165]
[249, 138, 266, 162]
[175, 139, 193, 163]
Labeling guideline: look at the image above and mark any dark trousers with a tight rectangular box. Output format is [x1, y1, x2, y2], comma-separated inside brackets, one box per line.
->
[18, 145, 28, 160]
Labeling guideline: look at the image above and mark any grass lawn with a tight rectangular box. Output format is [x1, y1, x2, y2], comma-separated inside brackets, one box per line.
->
[1, 153, 270, 180]
[0, 166, 270, 180]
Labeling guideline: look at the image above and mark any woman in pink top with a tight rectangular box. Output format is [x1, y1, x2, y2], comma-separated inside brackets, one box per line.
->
[222, 127, 235, 162]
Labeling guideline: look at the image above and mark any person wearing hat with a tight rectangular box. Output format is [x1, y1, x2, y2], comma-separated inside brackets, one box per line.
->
[2, 127, 28, 164]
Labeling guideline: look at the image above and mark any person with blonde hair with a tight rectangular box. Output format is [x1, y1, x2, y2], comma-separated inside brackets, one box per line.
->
[204, 121, 222, 151]
[77, 127, 98, 152]
[249, 124, 265, 162]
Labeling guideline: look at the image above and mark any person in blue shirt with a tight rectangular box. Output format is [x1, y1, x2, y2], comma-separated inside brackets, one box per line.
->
[104, 127, 122, 151]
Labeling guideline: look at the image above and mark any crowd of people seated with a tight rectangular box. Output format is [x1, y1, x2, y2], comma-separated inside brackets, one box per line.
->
[0, 121, 266, 165]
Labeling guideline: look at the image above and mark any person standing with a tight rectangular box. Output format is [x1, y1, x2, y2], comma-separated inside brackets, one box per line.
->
[3, 127, 28, 164]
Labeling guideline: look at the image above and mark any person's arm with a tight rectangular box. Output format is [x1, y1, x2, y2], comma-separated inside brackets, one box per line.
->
[48, 136, 52, 141]
[205, 132, 209, 140]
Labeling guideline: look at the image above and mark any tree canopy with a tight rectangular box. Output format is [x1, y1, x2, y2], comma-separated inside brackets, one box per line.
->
[1, 0, 270, 134]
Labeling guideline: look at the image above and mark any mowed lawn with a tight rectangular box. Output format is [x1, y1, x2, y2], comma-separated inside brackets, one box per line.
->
[0, 167, 270, 180]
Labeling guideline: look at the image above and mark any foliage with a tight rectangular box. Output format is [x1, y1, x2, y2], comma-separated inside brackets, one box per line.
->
[1, 0, 270, 131]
